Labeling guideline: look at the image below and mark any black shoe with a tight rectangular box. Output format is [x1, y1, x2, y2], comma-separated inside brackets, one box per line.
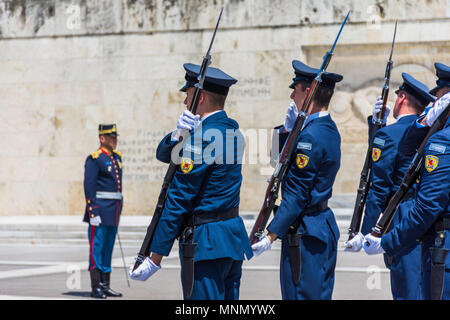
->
[89, 269, 107, 299]
[90, 286, 107, 299]
[100, 272, 122, 297]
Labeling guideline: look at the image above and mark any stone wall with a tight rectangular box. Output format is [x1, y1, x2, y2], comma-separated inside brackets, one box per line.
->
[0, 0, 449, 215]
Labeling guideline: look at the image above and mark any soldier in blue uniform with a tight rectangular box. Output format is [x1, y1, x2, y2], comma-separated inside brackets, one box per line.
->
[83, 124, 123, 299]
[364, 62, 450, 300]
[251, 60, 343, 300]
[395, 63, 450, 155]
[129, 63, 253, 300]
[344, 73, 435, 300]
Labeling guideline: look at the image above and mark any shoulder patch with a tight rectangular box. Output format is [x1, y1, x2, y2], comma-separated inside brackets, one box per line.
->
[297, 142, 312, 151]
[373, 137, 385, 147]
[183, 144, 202, 155]
[90, 149, 102, 159]
[372, 148, 381, 162]
[429, 143, 446, 154]
[425, 155, 439, 172]
[113, 150, 122, 157]
[296, 154, 309, 169]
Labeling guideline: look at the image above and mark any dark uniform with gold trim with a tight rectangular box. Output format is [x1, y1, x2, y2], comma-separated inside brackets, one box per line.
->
[83, 124, 123, 298]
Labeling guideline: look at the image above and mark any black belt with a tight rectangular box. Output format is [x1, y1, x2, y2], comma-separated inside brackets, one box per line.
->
[185, 207, 239, 227]
[302, 201, 329, 215]
[289, 201, 328, 230]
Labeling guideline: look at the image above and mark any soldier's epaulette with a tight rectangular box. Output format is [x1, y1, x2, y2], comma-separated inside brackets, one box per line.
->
[113, 150, 122, 157]
[90, 149, 102, 159]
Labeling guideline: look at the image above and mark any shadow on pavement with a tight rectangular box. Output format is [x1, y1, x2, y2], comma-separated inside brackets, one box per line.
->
[61, 291, 92, 298]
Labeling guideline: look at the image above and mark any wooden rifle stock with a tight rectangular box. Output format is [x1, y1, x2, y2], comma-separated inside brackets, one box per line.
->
[249, 94, 310, 245]
[347, 138, 375, 240]
[347, 21, 397, 240]
[249, 12, 350, 244]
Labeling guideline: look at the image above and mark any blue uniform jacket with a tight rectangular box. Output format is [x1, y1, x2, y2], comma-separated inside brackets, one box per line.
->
[361, 115, 419, 234]
[83, 148, 123, 227]
[150, 110, 253, 262]
[381, 117, 450, 264]
[267, 113, 341, 243]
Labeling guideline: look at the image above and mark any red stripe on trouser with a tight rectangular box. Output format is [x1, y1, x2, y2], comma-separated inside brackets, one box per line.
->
[89, 225, 96, 270]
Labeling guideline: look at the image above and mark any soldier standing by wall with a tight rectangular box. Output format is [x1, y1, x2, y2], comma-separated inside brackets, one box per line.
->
[83, 124, 123, 299]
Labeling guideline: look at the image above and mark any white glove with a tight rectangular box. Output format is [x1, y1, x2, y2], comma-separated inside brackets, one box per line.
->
[177, 110, 200, 131]
[90, 216, 101, 226]
[251, 234, 272, 256]
[363, 233, 385, 255]
[129, 257, 161, 281]
[283, 101, 299, 132]
[372, 96, 391, 124]
[425, 92, 450, 127]
[343, 232, 364, 252]
[171, 110, 201, 141]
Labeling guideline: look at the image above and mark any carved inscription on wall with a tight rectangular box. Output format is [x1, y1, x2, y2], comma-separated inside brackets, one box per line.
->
[119, 130, 168, 182]
[231, 77, 272, 100]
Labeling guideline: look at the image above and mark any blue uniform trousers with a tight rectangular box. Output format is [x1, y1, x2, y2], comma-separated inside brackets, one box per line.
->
[183, 258, 243, 300]
[279, 229, 338, 300]
[88, 225, 118, 273]
[385, 200, 422, 300]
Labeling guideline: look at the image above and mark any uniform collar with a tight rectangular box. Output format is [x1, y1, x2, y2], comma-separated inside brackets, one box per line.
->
[396, 113, 417, 122]
[200, 110, 227, 126]
[304, 111, 329, 128]
[99, 147, 112, 156]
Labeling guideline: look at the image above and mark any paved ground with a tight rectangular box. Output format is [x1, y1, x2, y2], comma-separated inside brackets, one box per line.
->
[0, 214, 393, 300]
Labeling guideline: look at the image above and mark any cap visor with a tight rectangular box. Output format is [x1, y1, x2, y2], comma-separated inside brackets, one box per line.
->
[289, 81, 297, 89]
[429, 85, 441, 96]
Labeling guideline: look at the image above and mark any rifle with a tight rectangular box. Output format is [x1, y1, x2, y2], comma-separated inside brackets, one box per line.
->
[370, 102, 450, 237]
[132, 8, 224, 273]
[249, 11, 350, 245]
[347, 21, 397, 241]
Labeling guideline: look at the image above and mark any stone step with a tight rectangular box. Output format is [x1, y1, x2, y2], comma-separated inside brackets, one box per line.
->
[0, 211, 353, 244]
